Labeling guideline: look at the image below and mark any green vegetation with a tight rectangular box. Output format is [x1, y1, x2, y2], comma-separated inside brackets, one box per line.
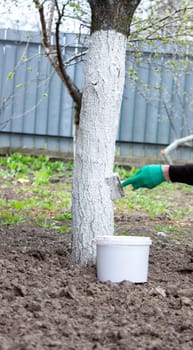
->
[118, 183, 193, 221]
[0, 153, 72, 230]
[114, 165, 193, 220]
[0, 153, 192, 240]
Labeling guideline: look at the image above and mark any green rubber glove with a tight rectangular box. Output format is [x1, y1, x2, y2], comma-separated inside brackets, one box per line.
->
[121, 165, 165, 189]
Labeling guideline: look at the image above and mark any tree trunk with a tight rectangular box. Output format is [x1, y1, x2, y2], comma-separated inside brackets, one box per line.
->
[72, 29, 127, 265]
[33, 0, 142, 265]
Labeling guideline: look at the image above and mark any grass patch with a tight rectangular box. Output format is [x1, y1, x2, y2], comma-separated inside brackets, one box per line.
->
[0, 154, 192, 239]
[0, 212, 25, 226]
[116, 180, 193, 221]
[0, 153, 72, 227]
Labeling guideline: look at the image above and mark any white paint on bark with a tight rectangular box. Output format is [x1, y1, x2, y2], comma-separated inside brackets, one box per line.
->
[72, 30, 127, 265]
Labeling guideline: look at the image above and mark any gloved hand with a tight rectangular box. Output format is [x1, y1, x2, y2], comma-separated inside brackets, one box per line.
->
[121, 165, 165, 189]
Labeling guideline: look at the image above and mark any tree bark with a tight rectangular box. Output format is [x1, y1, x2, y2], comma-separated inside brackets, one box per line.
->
[89, 0, 141, 35]
[71, 0, 142, 265]
[71, 29, 127, 265]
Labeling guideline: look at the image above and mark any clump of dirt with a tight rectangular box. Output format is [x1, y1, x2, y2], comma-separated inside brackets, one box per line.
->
[0, 214, 193, 350]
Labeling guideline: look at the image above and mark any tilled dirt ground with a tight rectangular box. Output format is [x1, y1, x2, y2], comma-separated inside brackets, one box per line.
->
[0, 212, 193, 350]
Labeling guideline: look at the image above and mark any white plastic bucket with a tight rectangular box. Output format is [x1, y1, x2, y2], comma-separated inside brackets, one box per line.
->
[95, 236, 152, 283]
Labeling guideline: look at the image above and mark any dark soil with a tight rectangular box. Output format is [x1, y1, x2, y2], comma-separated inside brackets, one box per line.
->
[0, 207, 193, 350]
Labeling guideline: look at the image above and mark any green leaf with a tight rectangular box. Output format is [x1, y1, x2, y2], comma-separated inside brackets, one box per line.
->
[8, 72, 14, 79]
[16, 83, 23, 88]
[20, 55, 26, 62]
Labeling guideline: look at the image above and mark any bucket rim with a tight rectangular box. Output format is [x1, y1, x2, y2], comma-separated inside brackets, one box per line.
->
[94, 235, 152, 246]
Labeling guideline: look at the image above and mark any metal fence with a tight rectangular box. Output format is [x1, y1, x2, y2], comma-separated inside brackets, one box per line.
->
[1, 28, 193, 161]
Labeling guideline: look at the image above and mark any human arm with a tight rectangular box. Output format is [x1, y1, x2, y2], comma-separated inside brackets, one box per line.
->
[121, 163, 193, 190]
[169, 163, 193, 185]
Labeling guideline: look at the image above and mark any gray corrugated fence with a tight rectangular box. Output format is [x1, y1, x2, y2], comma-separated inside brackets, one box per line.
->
[1, 29, 193, 161]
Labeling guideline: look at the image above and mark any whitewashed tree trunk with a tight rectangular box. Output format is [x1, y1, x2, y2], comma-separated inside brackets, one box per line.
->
[72, 30, 127, 265]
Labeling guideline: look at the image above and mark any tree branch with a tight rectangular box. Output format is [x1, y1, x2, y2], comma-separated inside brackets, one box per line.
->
[33, 0, 82, 125]
[131, 6, 193, 38]
[161, 134, 193, 164]
[47, 0, 55, 45]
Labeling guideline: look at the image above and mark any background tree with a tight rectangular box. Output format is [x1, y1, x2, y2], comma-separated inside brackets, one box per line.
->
[134, 0, 193, 40]
[127, 0, 193, 141]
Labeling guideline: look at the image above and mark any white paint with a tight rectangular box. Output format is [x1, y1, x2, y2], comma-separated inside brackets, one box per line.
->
[72, 29, 127, 265]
